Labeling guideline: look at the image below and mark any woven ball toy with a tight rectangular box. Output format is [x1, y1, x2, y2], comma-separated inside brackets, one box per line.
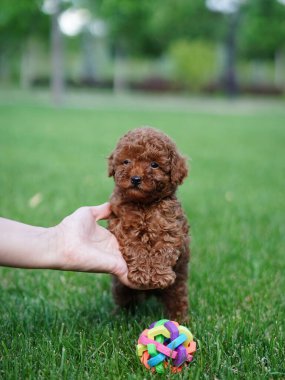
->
[136, 319, 196, 374]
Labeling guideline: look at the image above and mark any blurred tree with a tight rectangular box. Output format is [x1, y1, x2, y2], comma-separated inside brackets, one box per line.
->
[239, 0, 285, 86]
[240, 0, 285, 60]
[146, 0, 224, 53]
[73, 0, 224, 56]
[0, 0, 49, 86]
[169, 39, 216, 91]
[206, 0, 243, 97]
[92, 0, 154, 91]
[49, 0, 65, 105]
[93, 0, 223, 91]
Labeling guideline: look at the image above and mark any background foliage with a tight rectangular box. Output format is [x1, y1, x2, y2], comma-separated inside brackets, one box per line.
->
[1, 0, 285, 93]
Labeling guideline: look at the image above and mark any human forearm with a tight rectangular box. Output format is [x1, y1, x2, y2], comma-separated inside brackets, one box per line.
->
[0, 218, 58, 269]
[0, 206, 137, 289]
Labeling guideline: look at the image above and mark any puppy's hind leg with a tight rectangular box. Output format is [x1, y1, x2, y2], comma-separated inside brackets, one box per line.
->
[159, 277, 189, 323]
[159, 257, 189, 323]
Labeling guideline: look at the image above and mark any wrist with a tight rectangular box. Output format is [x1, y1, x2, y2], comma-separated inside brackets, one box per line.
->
[43, 226, 62, 270]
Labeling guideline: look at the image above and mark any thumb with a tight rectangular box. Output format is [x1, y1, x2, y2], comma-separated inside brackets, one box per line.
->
[90, 202, 111, 221]
[116, 272, 136, 288]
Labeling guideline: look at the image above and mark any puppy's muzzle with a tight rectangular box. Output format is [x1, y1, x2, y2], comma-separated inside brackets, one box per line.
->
[131, 176, 141, 187]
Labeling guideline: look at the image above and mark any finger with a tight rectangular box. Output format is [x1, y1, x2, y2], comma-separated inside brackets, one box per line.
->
[117, 272, 140, 289]
[112, 261, 160, 290]
[111, 262, 143, 290]
[116, 272, 154, 290]
[90, 202, 111, 221]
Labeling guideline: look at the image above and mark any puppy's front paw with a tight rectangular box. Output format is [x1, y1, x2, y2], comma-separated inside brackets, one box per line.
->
[127, 268, 150, 288]
[127, 265, 176, 290]
[150, 267, 176, 289]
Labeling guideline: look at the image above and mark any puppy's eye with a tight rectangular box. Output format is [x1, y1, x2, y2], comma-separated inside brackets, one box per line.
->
[150, 162, 159, 169]
[123, 159, 131, 165]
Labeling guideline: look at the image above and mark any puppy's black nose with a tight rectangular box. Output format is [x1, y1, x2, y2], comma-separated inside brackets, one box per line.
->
[131, 176, 141, 186]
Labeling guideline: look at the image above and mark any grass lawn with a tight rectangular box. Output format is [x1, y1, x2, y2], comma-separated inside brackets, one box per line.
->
[0, 89, 284, 379]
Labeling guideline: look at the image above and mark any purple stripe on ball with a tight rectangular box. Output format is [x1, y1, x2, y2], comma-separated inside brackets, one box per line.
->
[149, 321, 157, 329]
[173, 345, 187, 367]
[164, 321, 179, 340]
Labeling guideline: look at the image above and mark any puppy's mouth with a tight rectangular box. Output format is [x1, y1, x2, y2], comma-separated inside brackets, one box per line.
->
[131, 183, 142, 190]
[119, 180, 153, 200]
[115, 175, 167, 201]
[118, 178, 164, 194]
[129, 183, 145, 193]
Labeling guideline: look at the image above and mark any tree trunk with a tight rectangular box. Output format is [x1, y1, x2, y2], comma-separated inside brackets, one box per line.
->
[275, 49, 285, 88]
[224, 12, 239, 97]
[81, 29, 96, 82]
[113, 41, 127, 94]
[20, 39, 32, 90]
[0, 49, 11, 85]
[51, 0, 64, 105]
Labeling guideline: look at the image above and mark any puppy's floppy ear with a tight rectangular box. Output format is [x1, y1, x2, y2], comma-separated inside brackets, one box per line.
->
[108, 152, 115, 177]
[170, 151, 188, 186]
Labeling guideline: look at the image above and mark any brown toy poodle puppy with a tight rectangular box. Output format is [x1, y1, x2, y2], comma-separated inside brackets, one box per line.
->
[108, 127, 190, 321]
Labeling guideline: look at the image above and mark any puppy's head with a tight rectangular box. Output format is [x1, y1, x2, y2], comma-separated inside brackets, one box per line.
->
[108, 127, 188, 203]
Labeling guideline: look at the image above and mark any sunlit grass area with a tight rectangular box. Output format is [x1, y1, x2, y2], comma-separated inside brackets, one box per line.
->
[0, 90, 284, 379]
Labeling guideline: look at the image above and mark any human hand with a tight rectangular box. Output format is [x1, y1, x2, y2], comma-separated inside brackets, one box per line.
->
[54, 203, 133, 287]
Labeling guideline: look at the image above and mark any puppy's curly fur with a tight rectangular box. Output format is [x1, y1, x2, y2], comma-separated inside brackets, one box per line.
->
[108, 127, 190, 321]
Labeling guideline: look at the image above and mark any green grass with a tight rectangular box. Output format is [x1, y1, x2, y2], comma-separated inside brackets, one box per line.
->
[0, 90, 284, 379]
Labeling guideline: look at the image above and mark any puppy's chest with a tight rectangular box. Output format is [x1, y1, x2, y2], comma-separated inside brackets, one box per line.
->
[110, 203, 182, 245]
